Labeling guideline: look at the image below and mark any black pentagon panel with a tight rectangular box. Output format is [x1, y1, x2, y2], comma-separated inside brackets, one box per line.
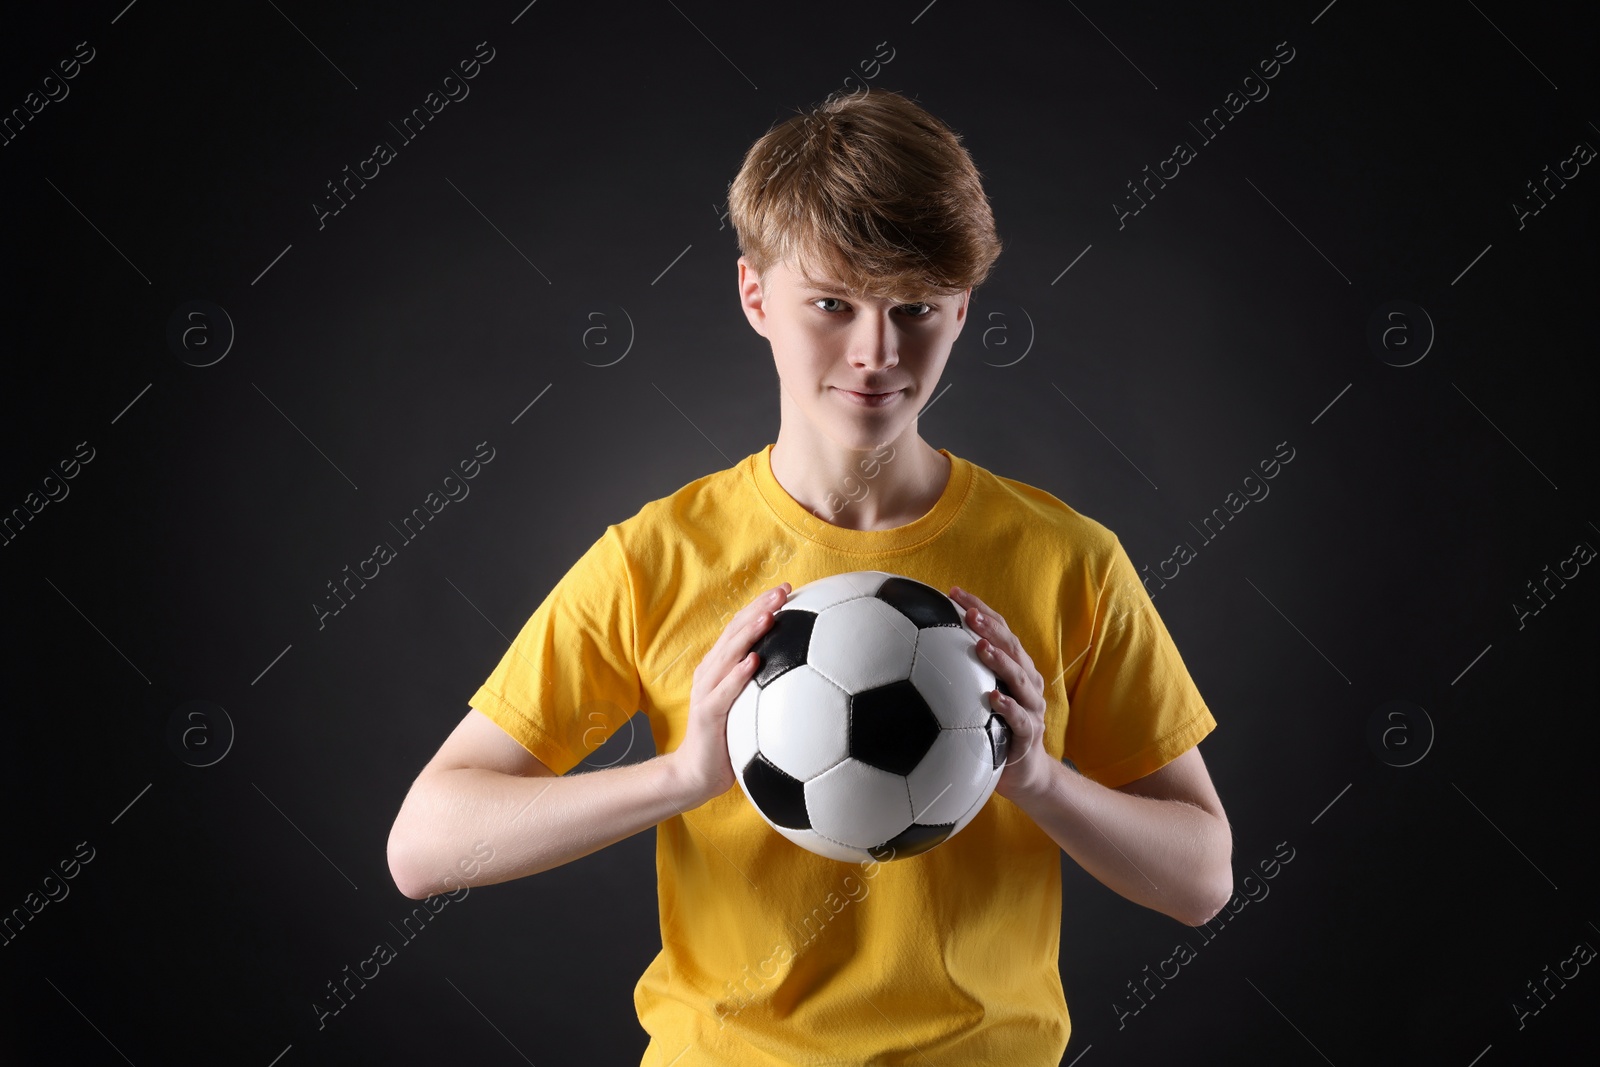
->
[985, 712, 1012, 770]
[875, 577, 962, 630]
[870, 822, 953, 861]
[750, 609, 816, 688]
[848, 680, 941, 776]
[743, 754, 810, 829]
[996, 675, 1015, 700]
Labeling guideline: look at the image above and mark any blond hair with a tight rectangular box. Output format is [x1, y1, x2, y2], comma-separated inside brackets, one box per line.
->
[727, 88, 1002, 303]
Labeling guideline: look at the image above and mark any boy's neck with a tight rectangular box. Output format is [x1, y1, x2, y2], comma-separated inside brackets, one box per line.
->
[769, 429, 951, 532]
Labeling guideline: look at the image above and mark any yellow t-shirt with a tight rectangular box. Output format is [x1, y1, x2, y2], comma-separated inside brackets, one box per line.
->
[468, 443, 1216, 1065]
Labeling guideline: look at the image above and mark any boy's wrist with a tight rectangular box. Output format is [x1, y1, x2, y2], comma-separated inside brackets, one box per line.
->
[656, 751, 715, 811]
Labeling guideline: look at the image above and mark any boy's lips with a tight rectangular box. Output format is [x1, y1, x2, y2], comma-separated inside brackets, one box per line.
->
[834, 387, 903, 408]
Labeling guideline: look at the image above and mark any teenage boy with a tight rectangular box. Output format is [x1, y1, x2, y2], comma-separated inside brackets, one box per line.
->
[388, 87, 1231, 1064]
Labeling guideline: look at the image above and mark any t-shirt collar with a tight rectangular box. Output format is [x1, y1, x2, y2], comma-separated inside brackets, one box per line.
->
[747, 442, 974, 556]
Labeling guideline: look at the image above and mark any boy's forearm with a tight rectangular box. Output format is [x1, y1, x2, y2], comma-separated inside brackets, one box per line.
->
[1010, 760, 1233, 926]
[389, 754, 702, 899]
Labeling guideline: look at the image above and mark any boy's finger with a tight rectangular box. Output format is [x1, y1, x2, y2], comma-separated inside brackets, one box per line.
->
[709, 586, 786, 677]
[711, 585, 784, 655]
[952, 586, 992, 619]
[747, 585, 789, 629]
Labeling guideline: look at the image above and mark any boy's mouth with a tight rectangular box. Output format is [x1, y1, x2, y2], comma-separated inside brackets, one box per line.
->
[835, 387, 902, 408]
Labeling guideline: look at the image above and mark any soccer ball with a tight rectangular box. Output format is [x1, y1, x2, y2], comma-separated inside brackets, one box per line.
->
[726, 570, 1012, 863]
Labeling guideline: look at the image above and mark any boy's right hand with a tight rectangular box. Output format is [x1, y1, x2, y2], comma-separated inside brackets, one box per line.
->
[667, 582, 791, 807]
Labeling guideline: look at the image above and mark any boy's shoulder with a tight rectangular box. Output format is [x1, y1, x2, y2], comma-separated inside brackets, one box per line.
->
[623, 454, 755, 528]
[974, 460, 1123, 552]
[984, 465, 1111, 524]
[591, 453, 763, 561]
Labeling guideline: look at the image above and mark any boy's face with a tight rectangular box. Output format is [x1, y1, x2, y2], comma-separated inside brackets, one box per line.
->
[737, 255, 970, 451]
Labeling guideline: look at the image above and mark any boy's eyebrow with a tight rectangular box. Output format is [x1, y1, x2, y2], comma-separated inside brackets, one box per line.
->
[795, 274, 946, 301]
[799, 278, 914, 299]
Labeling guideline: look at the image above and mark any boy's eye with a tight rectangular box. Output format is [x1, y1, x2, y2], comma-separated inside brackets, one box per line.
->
[811, 298, 934, 317]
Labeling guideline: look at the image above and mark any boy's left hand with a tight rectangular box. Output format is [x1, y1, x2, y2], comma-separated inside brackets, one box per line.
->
[951, 586, 1052, 802]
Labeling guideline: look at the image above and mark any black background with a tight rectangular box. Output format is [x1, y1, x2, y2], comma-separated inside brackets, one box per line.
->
[3, 1, 1596, 1063]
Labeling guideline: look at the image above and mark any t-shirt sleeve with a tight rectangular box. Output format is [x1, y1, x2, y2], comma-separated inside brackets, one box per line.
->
[1062, 535, 1216, 788]
[466, 525, 642, 776]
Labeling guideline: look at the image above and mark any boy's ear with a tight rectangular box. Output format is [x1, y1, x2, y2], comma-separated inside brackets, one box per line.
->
[738, 256, 769, 338]
[950, 287, 972, 334]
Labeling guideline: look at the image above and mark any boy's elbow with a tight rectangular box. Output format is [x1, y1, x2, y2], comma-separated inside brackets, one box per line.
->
[1187, 833, 1234, 926]
[386, 817, 433, 900]
[1186, 871, 1233, 927]
[389, 861, 429, 901]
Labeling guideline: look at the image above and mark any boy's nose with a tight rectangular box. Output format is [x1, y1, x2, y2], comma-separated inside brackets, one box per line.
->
[848, 318, 899, 369]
